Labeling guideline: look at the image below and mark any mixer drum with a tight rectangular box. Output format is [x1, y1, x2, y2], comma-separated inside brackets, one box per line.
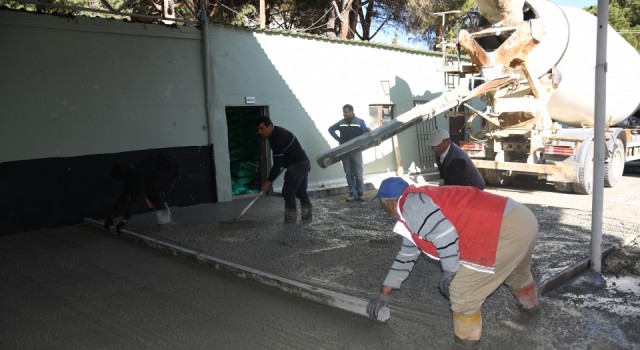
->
[476, 0, 640, 127]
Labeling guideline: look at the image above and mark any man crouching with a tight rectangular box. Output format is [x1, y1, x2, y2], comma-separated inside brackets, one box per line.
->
[366, 177, 539, 348]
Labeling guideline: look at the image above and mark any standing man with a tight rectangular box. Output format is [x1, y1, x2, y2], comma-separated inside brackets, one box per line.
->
[328, 104, 371, 201]
[256, 116, 312, 224]
[105, 153, 182, 234]
[427, 128, 485, 190]
[367, 177, 539, 347]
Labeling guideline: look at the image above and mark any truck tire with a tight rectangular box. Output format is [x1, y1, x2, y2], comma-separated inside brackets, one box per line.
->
[484, 169, 515, 186]
[572, 141, 594, 195]
[553, 182, 573, 193]
[604, 139, 625, 188]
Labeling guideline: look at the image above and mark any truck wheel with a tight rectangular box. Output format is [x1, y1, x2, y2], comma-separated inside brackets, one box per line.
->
[553, 182, 573, 193]
[572, 141, 594, 195]
[604, 139, 625, 188]
[484, 169, 515, 186]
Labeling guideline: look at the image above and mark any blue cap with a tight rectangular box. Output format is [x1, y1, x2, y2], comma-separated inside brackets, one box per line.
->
[372, 177, 409, 201]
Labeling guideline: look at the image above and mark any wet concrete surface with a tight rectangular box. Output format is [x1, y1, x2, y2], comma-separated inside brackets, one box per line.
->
[4, 164, 640, 349]
[97, 167, 640, 348]
[0, 225, 452, 350]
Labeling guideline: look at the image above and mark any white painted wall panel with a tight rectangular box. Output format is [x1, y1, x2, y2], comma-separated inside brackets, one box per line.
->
[208, 26, 452, 194]
[0, 12, 208, 163]
[1, 10, 471, 203]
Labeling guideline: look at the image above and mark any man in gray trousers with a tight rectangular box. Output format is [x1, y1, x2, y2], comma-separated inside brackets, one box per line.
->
[328, 104, 371, 201]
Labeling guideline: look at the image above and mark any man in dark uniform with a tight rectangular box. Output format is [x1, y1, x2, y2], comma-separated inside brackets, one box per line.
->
[256, 116, 312, 224]
[328, 104, 371, 201]
[427, 128, 485, 190]
[104, 153, 181, 234]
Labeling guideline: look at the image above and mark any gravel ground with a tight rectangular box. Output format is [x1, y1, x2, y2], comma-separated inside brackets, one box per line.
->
[602, 161, 640, 275]
[605, 243, 640, 275]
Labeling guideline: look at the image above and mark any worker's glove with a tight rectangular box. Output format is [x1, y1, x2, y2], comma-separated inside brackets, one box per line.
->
[439, 270, 457, 299]
[115, 220, 128, 235]
[366, 293, 390, 319]
[104, 216, 114, 231]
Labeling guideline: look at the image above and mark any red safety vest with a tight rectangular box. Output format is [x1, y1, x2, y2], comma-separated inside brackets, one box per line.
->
[397, 185, 507, 272]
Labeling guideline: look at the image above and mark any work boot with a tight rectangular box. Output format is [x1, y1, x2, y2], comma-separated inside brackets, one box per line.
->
[301, 203, 313, 222]
[284, 207, 297, 224]
[512, 282, 540, 315]
[346, 194, 357, 202]
[452, 311, 482, 348]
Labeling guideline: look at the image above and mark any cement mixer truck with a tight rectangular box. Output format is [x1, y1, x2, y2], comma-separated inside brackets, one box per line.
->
[452, 0, 640, 194]
[316, 0, 640, 194]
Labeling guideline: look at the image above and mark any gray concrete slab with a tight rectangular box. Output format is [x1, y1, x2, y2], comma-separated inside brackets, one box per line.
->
[105, 184, 627, 301]
[5, 174, 640, 348]
[88, 175, 640, 324]
[85, 217, 391, 322]
[0, 225, 439, 350]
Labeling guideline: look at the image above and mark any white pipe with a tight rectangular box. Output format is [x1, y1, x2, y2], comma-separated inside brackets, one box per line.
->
[591, 0, 608, 273]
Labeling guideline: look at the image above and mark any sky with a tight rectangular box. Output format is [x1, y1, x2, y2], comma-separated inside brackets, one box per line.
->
[553, 1, 597, 7]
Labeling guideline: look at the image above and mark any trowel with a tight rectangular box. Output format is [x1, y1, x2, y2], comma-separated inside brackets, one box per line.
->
[223, 169, 283, 226]
[234, 191, 263, 221]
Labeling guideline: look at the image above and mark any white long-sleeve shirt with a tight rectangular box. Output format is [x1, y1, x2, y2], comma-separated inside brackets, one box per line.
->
[382, 192, 515, 289]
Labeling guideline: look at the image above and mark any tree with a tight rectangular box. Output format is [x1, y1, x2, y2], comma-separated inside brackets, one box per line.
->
[392, 0, 475, 49]
[326, 0, 354, 38]
[586, 0, 640, 51]
[4, 0, 474, 47]
[324, 0, 471, 45]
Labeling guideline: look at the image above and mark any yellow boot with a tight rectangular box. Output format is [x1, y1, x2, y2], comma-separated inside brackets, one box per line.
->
[452, 310, 482, 348]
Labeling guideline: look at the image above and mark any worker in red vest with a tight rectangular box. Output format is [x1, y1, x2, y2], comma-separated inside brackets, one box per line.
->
[366, 177, 539, 347]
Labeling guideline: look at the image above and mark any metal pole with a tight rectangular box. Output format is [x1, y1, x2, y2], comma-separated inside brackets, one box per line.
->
[200, 0, 216, 198]
[591, 0, 609, 273]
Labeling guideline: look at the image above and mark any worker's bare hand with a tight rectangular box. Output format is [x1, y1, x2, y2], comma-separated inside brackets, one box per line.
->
[366, 292, 390, 319]
[261, 181, 272, 194]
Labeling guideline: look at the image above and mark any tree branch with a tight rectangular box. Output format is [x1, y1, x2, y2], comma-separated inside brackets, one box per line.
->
[370, 16, 390, 39]
[331, 1, 347, 23]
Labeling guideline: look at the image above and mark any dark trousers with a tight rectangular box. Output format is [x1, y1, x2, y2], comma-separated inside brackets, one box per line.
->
[145, 160, 181, 210]
[282, 159, 311, 209]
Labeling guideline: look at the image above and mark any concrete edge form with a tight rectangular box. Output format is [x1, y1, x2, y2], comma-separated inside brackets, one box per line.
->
[538, 245, 615, 295]
[83, 218, 390, 322]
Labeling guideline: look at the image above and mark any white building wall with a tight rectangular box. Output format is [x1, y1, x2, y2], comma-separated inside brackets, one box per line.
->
[208, 26, 454, 200]
[0, 11, 208, 163]
[1, 10, 474, 208]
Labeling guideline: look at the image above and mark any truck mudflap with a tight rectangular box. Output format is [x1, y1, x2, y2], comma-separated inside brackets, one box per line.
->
[472, 159, 578, 182]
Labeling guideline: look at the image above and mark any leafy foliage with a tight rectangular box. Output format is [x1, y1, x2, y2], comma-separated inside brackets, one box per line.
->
[381, 0, 474, 48]
[14, 0, 638, 54]
[2, 0, 471, 44]
[586, 0, 640, 51]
